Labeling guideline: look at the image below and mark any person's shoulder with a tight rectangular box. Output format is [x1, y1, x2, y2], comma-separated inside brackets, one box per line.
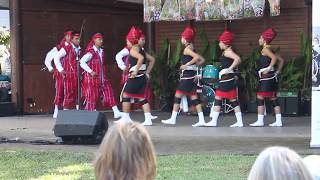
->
[131, 45, 140, 51]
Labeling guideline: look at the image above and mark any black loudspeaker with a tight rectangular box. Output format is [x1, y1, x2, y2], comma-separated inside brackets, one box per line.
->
[54, 110, 108, 144]
[305, 0, 312, 5]
[0, 102, 16, 117]
[278, 96, 300, 117]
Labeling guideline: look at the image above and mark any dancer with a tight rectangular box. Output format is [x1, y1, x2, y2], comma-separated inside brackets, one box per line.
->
[115, 29, 157, 119]
[116, 26, 156, 126]
[161, 26, 206, 127]
[205, 30, 243, 127]
[80, 33, 122, 118]
[54, 31, 81, 110]
[250, 28, 284, 127]
[44, 30, 72, 118]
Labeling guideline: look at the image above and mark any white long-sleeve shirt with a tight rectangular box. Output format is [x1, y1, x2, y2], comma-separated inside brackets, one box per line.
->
[44, 42, 69, 72]
[54, 43, 81, 72]
[44, 47, 58, 72]
[80, 46, 103, 73]
[115, 48, 129, 71]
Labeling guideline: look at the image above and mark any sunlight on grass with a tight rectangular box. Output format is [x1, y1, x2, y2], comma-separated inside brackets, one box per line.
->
[30, 163, 94, 180]
[0, 148, 256, 180]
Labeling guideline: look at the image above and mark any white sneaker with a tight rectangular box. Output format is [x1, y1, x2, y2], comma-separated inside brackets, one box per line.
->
[230, 122, 243, 127]
[192, 122, 206, 127]
[249, 120, 264, 127]
[209, 106, 214, 118]
[141, 120, 152, 126]
[114, 112, 123, 119]
[53, 110, 58, 119]
[114, 118, 133, 124]
[205, 119, 217, 127]
[161, 118, 176, 125]
[150, 115, 158, 120]
[269, 121, 282, 127]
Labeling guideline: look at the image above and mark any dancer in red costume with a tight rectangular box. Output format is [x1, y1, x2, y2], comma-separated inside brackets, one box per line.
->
[54, 31, 82, 110]
[116, 27, 156, 126]
[80, 33, 122, 118]
[44, 30, 73, 118]
[205, 30, 243, 127]
[250, 28, 284, 127]
[161, 26, 206, 127]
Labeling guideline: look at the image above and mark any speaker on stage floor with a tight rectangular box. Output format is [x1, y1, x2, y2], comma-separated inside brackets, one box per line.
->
[54, 110, 108, 144]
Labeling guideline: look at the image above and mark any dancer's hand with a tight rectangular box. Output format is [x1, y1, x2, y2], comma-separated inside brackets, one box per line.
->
[180, 64, 188, 70]
[131, 71, 138, 78]
[262, 66, 272, 75]
[219, 68, 231, 79]
[145, 73, 151, 79]
[90, 71, 98, 77]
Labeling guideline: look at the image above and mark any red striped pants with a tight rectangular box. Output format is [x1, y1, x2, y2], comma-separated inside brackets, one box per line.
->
[62, 73, 78, 109]
[53, 71, 64, 106]
[83, 77, 117, 111]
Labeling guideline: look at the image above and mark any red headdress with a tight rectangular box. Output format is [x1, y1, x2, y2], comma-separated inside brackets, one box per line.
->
[137, 28, 145, 39]
[219, 30, 234, 46]
[181, 26, 195, 42]
[58, 30, 73, 46]
[85, 33, 104, 51]
[126, 26, 140, 45]
[64, 30, 73, 36]
[261, 28, 277, 44]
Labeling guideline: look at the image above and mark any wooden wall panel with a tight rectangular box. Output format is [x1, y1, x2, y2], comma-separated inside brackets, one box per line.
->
[20, 0, 143, 113]
[154, 0, 310, 61]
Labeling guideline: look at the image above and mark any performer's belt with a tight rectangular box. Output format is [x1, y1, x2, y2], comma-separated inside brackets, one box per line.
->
[219, 77, 235, 83]
[259, 73, 277, 81]
[180, 69, 197, 80]
[180, 76, 196, 80]
[185, 65, 197, 71]
[129, 64, 146, 72]
[129, 71, 146, 78]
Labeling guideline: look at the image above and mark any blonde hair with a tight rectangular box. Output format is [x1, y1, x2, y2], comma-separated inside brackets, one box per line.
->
[248, 146, 313, 180]
[94, 122, 156, 180]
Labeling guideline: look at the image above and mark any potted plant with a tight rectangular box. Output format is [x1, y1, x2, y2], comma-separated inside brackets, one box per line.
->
[239, 47, 260, 113]
[150, 39, 181, 111]
[278, 33, 312, 116]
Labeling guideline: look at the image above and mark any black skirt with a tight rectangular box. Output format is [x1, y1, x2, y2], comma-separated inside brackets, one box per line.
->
[176, 70, 197, 94]
[218, 74, 236, 92]
[257, 73, 278, 92]
[123, 74, 147, 99]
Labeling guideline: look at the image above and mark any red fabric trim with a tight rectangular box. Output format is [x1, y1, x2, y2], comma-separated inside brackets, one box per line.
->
[257, 92, 276, 98]
[123, 92, 145, 99]
[215, 89, 237, 99]
[176, 90, 197, 96]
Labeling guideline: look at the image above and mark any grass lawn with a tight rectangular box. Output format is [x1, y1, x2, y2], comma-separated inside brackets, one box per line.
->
[0, 148, 256, 180]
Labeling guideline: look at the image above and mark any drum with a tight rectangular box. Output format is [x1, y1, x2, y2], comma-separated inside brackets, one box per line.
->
[200, 85, 215, 108]
[200, 85, 215, 116]
[202, 65, 219, 84]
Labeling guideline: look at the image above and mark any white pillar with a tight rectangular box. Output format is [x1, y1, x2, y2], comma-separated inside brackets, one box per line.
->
[311, 0, 320, 148]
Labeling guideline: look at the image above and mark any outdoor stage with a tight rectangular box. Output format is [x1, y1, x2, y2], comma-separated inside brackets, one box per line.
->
[0, 112, 319, 155]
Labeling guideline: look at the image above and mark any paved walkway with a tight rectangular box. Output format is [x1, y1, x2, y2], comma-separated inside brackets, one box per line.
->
[0, 112, 319, 155]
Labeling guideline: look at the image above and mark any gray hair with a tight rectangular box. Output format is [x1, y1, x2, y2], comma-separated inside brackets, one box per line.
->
[248, 146, 313, 180]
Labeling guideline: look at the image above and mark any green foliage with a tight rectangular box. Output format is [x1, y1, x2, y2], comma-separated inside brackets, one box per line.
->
[279, 33, 312, 99]
[279, 57, 304, 92]
[0, 29, 10, 47]
[239, 47, 260, 100]
[150, 39, 181, 109]
[199, 30, 221, 65]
